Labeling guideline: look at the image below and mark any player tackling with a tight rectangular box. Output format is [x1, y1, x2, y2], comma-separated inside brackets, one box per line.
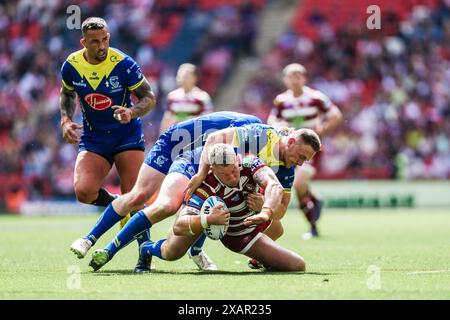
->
[142, 144, 306, 271]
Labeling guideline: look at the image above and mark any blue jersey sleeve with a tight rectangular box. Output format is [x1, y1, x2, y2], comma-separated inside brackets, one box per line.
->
[122, 56, 145, 91]
[60, 61, 75, 91]
[187, 194, 206, 211]
[275, 166, 295, 191]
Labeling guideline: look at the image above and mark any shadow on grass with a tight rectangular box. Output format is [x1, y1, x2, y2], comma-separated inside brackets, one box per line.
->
[87, 269, 336, 276]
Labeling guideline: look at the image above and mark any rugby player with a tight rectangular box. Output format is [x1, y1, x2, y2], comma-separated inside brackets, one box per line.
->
[159, 63, 213, 133]
[128, 144, 305, 272]
[60, 17, 156, 268]
[70, 111, 262, 271]
[268, 63, 343, 239]
[88, 126, 320, 271]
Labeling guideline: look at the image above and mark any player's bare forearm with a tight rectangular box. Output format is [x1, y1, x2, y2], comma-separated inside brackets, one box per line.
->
[59, 86, 77, 123]
[253, 167, 284, 218]
[130, 78, 156, 118]
[173, 208, 203, 236]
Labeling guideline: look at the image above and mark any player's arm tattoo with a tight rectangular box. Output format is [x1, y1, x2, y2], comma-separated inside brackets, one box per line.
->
[253, 167, 285, 219]
[59, 86, 77, 122]
[130, 78, 156, 118]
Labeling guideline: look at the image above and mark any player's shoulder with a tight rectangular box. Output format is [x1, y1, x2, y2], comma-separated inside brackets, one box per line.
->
[274, 90, 290, 102]
[304, 85, 330, 101]
[192, 86, 211, 99]
[242, 154, 266, 172]
[62, 49, 85, 68]
[167, 87, 183, 98]
[109, 47, 137, 67]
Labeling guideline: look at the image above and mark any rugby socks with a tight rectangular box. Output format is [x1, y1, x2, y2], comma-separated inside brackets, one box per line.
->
[91, 188, 117, 207]
[189, 233, 207, 256]
[84, 203, 123, 245]
[105, 211, 152, 257]
[140, 239, 166, 260]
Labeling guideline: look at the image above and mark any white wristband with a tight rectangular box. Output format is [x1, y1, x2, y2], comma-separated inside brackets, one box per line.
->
[200, 214, 209, 229]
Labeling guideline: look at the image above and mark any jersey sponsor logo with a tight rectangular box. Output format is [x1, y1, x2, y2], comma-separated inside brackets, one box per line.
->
[196, 188, 210, 198]
[231, 194, 240, 202]
[72, 80, 87, 87]
[84, 93, 113, 110]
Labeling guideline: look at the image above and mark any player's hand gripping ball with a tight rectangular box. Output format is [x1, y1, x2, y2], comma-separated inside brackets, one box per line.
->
[200, 196, 229, 240]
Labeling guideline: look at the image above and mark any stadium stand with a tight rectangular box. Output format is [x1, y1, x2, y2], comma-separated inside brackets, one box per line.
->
[237, 0, 450, 180]
[0, 0, 266, 212]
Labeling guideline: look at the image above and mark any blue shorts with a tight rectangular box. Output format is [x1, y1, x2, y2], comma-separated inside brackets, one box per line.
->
[79, 123, 145, 166]
[167, 149, 201, 179]
[144, 129, 176, 175]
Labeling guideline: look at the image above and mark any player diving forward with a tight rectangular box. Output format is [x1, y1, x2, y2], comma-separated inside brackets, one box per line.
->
[88, 126, 320, 271]
[95, 144, 306, 272]
[70, 111, 262, 272]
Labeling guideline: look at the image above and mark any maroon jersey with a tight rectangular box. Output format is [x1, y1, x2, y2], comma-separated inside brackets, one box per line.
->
[186, 155, 266, 240]
[271, 86, 334, 128]
[166, 86, 213, 121]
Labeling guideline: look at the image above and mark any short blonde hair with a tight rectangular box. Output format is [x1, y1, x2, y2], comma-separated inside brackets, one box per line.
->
[283, 63, 307, 76]
[177, 63, 197, 75]
[208, 143, 236, 165]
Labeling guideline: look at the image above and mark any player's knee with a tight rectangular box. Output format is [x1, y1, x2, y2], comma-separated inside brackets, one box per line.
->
[128, 189, 151, 208]
[152, 201, 179, 218]
[294, 257, 306, 272]
[74, 185, 97, 204]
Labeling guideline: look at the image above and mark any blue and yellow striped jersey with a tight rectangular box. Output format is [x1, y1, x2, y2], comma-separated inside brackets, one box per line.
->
[233, 123, 295, 192]
[61, 47, 145, 131]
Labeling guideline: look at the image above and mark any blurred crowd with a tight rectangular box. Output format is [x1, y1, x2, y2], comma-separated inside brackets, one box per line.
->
[238, 0, 450, 180]
[1, 0, 449, 212]
[0, 0, 263, 212]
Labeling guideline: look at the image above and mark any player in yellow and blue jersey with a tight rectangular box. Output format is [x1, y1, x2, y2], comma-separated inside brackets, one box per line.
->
[61, 17, 156, 271]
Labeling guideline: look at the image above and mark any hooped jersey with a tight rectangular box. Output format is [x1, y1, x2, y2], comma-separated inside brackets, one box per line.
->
[233, 123, 295, 191]
[271, 86, 334, 128]
[187, 155, 266, 237]
[166, 86, 213, 122]
[61, 47, 145, 131]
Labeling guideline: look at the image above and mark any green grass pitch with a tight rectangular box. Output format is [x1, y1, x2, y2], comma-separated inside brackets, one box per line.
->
[1, 208, 449, 299]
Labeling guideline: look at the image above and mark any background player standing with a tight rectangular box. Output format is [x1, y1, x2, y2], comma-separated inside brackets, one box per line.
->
[60, 17, 156, 265]
[159, 63, 214, 133]
[268, 63, 342, 239]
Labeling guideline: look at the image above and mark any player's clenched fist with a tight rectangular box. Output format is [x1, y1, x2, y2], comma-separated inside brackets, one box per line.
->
[112, 105, 136, 124]
[207, 203, 230, 226]
[246, 193, 264, 212]
[61, 119, 82, 144]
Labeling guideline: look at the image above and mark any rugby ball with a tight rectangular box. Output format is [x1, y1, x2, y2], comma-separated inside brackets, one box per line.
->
[200, 196, 229, 240]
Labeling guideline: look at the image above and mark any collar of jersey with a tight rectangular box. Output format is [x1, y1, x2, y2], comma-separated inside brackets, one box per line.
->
[67, 47, 125, 90]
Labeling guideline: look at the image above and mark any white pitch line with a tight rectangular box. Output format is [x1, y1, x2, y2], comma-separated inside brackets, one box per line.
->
[406, 270, 450, 275]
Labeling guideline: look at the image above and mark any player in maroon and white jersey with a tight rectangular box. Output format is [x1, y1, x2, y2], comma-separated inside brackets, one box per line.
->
[268, 63, 343, 240]
[159, 63, 214, 133]
[138, 143, 306, 272]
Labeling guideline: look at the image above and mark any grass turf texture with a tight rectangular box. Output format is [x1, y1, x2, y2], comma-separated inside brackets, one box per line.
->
[0, 208, 449, 299]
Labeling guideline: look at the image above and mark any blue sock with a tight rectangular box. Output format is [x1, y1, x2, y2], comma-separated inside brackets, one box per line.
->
[140, 239, 166, 260]
[105, 211, 152, 257]
[189, 233, 207, 256]
[84, 204, 123, 245]
[136, 229, 150, 247]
